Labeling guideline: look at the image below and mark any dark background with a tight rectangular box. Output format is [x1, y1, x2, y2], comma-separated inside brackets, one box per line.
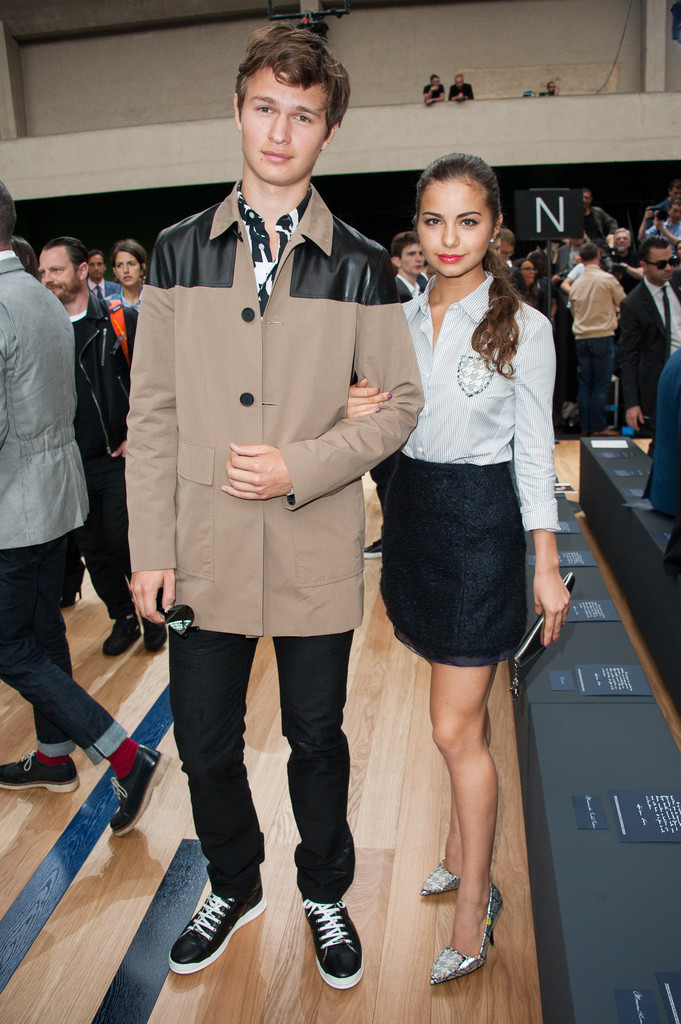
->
[14, 159, 679, 269]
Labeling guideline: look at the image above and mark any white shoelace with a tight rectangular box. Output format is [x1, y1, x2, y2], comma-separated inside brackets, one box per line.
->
[21, 751, 37, 772]
[303, 900, 352, 949]
[189, 893, 232, 940]
[111, 777, 128, 800]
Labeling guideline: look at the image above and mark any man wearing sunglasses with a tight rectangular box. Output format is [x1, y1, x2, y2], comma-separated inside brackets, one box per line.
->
[620, 237, 681, 436]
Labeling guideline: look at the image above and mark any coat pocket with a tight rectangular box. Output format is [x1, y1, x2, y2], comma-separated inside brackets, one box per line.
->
[176, 439, 215, 581]
[293, 481, 364, 587]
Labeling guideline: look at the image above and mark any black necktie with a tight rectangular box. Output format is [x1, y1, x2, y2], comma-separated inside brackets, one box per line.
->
[95, 284, 103, 300]
[662, 285, 672, 355]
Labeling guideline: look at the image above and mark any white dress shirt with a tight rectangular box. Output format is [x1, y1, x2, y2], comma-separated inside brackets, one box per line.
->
[402, 274, 558, 532]
[644, 277, 681, 353]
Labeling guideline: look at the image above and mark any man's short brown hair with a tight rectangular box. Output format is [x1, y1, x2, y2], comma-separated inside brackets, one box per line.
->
[235, 24, 351, 135]
[391, 230, 419, 260]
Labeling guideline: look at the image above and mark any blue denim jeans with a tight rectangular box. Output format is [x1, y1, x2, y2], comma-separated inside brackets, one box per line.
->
[169, 629, 355, 902]
[574, 335, 614, 433]
[0, 536, 126, 762]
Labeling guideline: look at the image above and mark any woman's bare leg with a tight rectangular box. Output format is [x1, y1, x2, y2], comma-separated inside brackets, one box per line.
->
[430, 662, 497, 956]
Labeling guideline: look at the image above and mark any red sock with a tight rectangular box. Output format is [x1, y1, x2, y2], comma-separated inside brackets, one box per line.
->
[108, 738, 139, 778]
[36, 751, 71, 766]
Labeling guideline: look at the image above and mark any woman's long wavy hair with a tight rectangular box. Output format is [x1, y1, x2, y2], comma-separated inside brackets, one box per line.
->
[415, 153, 520, 378]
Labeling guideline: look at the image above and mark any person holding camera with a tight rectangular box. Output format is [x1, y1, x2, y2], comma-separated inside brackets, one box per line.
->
[607, 228, 643, 295]
[639, 200, 681, 246]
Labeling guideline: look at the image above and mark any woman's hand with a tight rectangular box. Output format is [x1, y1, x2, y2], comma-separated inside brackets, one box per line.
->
[346, 378, 392, 418]
[532, 530, 571, 646]
[533, 568, 571, 646]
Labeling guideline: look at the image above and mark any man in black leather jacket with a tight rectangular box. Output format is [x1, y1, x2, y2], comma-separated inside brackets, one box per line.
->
[39, 237, 166, 655]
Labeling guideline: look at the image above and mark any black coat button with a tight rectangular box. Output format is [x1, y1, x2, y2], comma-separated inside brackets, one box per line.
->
[240, 392, 255, 406]
[241, 307, 256, 322]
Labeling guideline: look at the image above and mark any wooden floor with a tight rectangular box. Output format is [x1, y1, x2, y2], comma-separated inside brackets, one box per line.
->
[0, 440, 678, 1024]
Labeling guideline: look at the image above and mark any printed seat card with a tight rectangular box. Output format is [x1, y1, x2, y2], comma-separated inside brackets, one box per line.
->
[610, 790, 681, 842]
[576, 665, 651, 696]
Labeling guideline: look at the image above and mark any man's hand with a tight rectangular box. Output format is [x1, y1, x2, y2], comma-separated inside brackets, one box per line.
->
[112, 440, 127, 457]
[223, 443, 292, 500]
[625, 405, 645, 431]
[131, 569, 175, 623]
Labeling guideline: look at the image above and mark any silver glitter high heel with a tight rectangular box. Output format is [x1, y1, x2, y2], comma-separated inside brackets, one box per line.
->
[429, 883, 502, 985]
[420, 861, 461, 896]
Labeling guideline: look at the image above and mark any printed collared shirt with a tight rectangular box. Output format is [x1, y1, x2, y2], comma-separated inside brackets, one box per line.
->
[238, 186, 312, 315]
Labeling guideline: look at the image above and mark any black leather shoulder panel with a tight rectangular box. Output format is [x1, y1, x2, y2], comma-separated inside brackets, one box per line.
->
[147, 205, 237, 290]
[291, 218, 400, 306]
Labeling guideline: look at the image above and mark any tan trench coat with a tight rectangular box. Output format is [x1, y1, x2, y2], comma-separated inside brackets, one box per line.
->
[126, 186, 423, 636]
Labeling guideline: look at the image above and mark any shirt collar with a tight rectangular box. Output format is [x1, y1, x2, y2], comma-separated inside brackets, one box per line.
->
[406, 272, 493, 327]
[644, 277, 668, 299]
[237, 185, 311, 238]
[211, 183, 334, 256]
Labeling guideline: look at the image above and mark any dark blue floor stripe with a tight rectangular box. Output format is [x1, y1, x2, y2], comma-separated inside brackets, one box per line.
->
[92, 839, 207, 1024]
[0, 686, 173, 994]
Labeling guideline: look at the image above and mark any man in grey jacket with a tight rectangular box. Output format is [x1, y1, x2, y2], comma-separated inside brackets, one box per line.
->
[0, 180, 163, 835]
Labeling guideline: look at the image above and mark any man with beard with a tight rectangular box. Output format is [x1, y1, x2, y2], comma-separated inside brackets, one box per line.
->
[39, 237, 166, 655]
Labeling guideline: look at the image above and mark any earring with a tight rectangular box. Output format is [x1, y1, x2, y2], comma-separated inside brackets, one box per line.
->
[490, 237, 496, 242]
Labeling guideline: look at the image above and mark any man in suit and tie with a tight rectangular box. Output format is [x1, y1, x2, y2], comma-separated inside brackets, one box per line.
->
[620, 237, 681, 436]
[87, 248, 121, 299]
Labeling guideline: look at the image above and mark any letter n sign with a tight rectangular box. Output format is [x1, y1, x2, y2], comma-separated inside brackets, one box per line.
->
[513, 189, 583, 241]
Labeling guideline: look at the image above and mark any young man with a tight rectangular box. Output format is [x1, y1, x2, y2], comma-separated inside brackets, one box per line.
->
[391, 230, 425, 302]
[126, 25, 422, 988]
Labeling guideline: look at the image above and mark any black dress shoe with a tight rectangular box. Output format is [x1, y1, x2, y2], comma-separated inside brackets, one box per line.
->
[363, 538, 382, 559]
[109, 745, 165, 835]
[169, 881, 267, 974]
[303, 899, 364, 989]
[0, 751, 79, 792]
[142, 618, 167, 652]
[102, 615, 141, 656]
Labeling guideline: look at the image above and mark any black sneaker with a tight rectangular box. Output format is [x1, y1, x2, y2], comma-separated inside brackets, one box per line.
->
[363, 539, 382, 559]
[0, 751, 79, 792]
[142, 618, 167, 653]
[169, 882, 267, 974]
[102, 615, 141, 656]
[109, 745, 165, 836]
[303, 899, 364, 989]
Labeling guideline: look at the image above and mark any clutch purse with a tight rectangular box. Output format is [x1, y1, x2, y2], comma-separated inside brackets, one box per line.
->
[510, 572, 575, 701]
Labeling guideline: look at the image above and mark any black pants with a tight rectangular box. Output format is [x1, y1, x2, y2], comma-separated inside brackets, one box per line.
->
[74, 455, 135, 620]
[169, 629, 355, 902]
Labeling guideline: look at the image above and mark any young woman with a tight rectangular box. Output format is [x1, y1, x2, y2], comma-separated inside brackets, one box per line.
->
[111, 238, 147, 312]
[350, 153, 570, 984]
[514, 256, 541, 308]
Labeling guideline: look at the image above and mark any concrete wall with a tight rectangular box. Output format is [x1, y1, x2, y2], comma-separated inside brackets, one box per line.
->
[19, 0, 646, 137]
[3, 91, 680, 201]
[2, 0, 679, 201]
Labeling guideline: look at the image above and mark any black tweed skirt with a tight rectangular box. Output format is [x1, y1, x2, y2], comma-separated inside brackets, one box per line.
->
[381, 453, 527, 666]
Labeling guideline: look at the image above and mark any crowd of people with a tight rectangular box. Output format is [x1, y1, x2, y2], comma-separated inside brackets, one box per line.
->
[0, 20, 678, 1000]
